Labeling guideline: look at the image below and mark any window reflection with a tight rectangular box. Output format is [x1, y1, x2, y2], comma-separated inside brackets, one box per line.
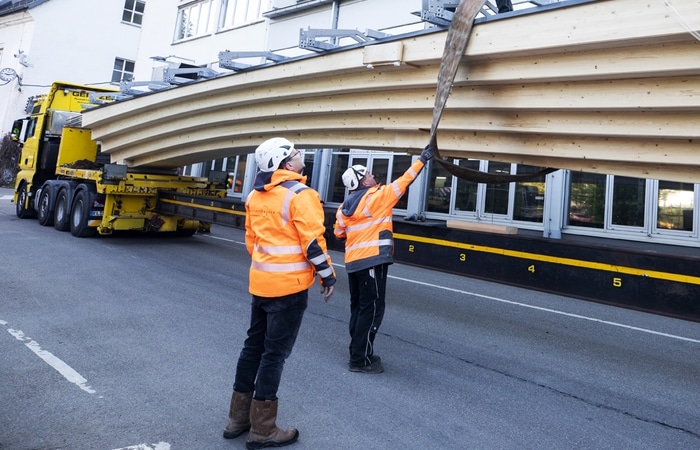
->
[454, 160, 479, 213]
[426, 161, 453, 214]
[513, 165, 546, 223]
[568, 172, 605, 228]
[612, 176, 645, 227]
[484, 162, 510, 215]
[391, 155, 413, 210]
[326, 153, 349, 203]
[657, 181, 694, 231]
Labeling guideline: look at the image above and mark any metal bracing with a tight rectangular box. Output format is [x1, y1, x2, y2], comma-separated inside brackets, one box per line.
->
[218, 51, 289, 72]
[299, 28, 391, 52]
[162, 67, 219, 84]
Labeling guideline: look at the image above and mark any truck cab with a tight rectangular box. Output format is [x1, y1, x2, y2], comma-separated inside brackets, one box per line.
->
[12, 81, 118, 218]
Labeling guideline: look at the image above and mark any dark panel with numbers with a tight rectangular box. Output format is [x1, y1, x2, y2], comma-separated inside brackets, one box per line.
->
[322, 210, 700, 322]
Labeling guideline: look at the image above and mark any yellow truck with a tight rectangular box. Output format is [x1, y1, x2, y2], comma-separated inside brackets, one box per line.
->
[12, 81, 228, 237]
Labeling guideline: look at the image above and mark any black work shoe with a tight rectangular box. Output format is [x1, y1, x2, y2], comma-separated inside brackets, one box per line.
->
[349, 361, 384, 374]
[348, 355, 381, 365]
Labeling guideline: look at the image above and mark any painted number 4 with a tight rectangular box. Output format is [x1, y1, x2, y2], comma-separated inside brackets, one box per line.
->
[528, 265, 535, 273]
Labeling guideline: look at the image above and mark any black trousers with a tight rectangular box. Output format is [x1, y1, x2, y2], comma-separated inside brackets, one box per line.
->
[348, 264, 388, 367]
[233, 291, 308, 400]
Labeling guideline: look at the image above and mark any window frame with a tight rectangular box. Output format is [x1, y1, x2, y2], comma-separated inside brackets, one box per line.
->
[122, 0, 146, 26]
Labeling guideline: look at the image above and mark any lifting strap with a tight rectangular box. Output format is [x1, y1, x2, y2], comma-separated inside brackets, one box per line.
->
[429, 0, 557, 183]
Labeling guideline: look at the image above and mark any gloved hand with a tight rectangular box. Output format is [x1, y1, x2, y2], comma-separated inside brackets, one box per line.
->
[419, 144, 434, 163]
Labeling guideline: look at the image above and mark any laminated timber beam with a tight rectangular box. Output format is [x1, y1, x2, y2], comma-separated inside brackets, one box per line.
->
[82, 0, 700, 183]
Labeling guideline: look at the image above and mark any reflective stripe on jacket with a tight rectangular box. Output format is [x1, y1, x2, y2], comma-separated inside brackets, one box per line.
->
[334, 159, 425, 273]
[246, 169, 335, 297]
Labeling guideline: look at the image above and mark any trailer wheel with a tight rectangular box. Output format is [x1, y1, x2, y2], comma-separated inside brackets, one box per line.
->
[16, 183, 36, 219]
[70, 190, 96, 237]
[53, 189, 70, 231]
[37, 187, 54, 226]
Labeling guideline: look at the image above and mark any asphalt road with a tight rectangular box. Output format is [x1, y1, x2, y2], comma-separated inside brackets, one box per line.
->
[1, 186, 699, 450]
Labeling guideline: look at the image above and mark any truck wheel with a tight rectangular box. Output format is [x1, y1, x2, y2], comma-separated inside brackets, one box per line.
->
[70, 190, 96, 237]
[16, 184, 37, 219]
[37, 187, 54, 226]
[53, 189, 70, 231]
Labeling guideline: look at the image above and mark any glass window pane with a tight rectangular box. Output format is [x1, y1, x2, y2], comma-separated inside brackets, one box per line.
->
[454, 159, 479, 212]
[391, 155, 412, 210]
[513, 165, 546, 223]
[484, 162, 510, 215]
[568, 172, 605, 228]
[372, 158, 389, 187]
[612, 176, 645, 227]
[235, 156, 247, 193]
[326, 153, 349, 203]
[302, 150, 314, 187]
[657, 181, 694, 231]
[426, 160, 452, 214]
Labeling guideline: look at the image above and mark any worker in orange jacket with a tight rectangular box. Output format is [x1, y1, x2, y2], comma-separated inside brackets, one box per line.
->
[224, 137, 336, 449]
[334, 145, 434, 373]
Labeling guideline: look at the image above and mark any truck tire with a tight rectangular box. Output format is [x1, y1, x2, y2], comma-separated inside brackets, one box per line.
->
[37, 187, 54, 226]
[16, 183, 37, 219]
[53, 189, 71, 231]
[70, 190, 96, 237]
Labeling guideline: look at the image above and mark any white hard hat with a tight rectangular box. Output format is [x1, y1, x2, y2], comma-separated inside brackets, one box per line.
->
[342, 164, 368, 190]
[255, 137, 295, 172]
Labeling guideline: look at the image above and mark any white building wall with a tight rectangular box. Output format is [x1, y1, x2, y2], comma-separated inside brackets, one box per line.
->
[0, 10, 35, 133]
[0, 0, 141, 135]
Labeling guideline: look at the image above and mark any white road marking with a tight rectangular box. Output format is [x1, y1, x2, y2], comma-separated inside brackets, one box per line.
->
[1, 194, 14, 200]
[112, 442, 171, 450]
[390, 275, 700, 344]
[1, 321, 97, 394]
[204, 233, 699, 343]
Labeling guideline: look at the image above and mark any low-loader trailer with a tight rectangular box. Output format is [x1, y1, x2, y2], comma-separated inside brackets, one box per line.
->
[12, 81, 228, 237]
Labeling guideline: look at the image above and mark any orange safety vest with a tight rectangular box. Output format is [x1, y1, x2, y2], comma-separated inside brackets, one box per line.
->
[246, 169, 335, 297]
[334, 159, 425, 273]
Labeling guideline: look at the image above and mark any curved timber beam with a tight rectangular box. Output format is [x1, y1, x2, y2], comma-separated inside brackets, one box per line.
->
[82, 0, 700, 183]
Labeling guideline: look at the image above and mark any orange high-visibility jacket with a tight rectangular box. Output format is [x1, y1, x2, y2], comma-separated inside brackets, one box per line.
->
[334, 159, 425, 273]
[246, 169, 336, 298]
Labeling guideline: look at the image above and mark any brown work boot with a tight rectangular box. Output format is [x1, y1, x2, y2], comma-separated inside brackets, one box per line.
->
[223, 391, 253, 439]
[246, 399, 299, 449]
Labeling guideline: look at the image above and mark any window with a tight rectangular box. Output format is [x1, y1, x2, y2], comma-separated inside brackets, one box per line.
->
[389, 155, 413, 210]
[611, 176, 646, 228]
[483, 161, 511, 216]
[655, 180, 695, 232]
[453, 160, 480, 213]
[122, 0, 145, 25]
[513, 165, 546, 223]
[426, 160, 453, 214]
[568, 172, 606, 228]
[325, 152, 350, 203]
[176, 1, 214, 40]
[220, 0, 270, 29]
[111, 58, 135, 83]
